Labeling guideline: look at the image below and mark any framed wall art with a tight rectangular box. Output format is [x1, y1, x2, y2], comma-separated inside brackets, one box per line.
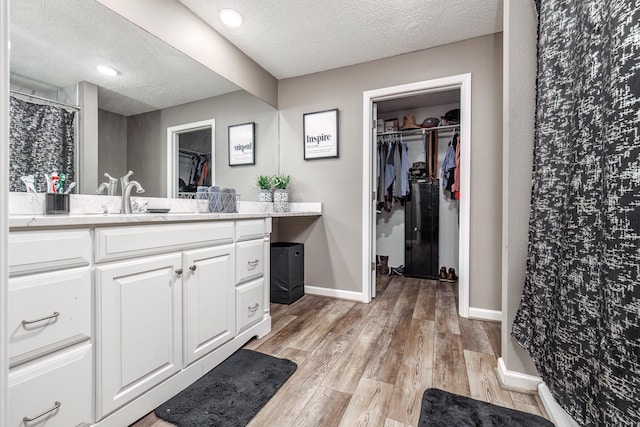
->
[303, 108, 339, 160]
[228, 122, 255, 166]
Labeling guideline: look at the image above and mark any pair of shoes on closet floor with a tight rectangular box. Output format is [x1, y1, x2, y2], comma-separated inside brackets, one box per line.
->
[391, 265, 404, 276]
[439, 267, 458, 283]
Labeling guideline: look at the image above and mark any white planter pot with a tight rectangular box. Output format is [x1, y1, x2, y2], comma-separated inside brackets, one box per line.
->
[258, 189, 272, 202]
[273, 189, 289, 212]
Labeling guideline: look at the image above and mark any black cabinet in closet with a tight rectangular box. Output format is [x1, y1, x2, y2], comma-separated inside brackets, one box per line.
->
[404, 180, 439, 279]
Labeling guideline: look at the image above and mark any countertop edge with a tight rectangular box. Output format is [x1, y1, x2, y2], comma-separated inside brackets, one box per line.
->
[9, 211, 322, 229]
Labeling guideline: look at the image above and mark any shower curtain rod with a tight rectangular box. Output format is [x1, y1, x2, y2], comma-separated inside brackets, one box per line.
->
[10, 90, 81, 111]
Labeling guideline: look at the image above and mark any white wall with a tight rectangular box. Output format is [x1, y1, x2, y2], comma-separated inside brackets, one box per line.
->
[501, 0, 539, 376]
[1, 0, 9, 421]
[278, 34, 503, 310]
[376, 103, 460, 270]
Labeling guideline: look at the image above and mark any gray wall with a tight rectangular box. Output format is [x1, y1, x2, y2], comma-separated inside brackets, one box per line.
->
[501, 0, 539, 375]
[277, 34, 503, 310]
[98, 109, 128, 180]
[78, 81, 98, 194]
[127, 90, 278, 199]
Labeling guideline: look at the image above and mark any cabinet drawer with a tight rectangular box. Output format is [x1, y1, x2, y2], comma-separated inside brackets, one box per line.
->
[236, 239, 264, 284]
[237, 278, 264, 332]
[9, 267, 91, 367]
[95, 221, 234, 262]
[236, 219, 265, 242]
[8, 342, 92, 427]
[9, 229, 91, 276]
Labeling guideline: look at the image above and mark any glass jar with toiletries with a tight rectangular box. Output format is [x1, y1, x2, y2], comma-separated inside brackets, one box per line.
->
[45, 193, 70, 214]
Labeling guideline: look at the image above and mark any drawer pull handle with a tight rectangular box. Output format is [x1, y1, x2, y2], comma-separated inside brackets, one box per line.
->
[175, 268, 184, 276]
[22, 312, 60, 326]
[189, 265, 197, 272]
[23, 401, 61, 422]
[247, 260, 260, 269]
[248, 303, 260, 313]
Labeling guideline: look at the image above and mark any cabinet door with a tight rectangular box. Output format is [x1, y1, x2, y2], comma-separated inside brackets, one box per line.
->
[183, 244, 235, 366]
[96, 253, 182, 419]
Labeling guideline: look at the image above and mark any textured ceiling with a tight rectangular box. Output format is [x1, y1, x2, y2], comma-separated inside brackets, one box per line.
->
[9, 0, 239, 116]
[9, 0, 503, 115]
[179, 0, 503, 79]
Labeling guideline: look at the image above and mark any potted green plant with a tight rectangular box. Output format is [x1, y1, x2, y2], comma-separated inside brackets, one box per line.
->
[256, 175, 273, 202]
[272, 175, 291, 212]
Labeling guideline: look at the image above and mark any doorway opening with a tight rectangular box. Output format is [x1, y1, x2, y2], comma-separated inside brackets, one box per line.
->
[362, 74, 471, 317]
[166, 119, 215, 198]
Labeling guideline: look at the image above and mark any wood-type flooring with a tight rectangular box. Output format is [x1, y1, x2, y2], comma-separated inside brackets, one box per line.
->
[132, 275, 548, 426]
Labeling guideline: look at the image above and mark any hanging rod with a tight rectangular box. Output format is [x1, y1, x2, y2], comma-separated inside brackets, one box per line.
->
[379, 124, 460, 136]
[10, 90, 81, 111]
[179, 147, 208, 156]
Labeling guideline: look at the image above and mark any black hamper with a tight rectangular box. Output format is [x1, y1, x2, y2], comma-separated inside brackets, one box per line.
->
[270, 242, 304, 304]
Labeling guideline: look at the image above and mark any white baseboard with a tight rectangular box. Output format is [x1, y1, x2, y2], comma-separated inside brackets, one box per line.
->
[538, 383, 580, 427]
[468, 307, 502, 322]
[304, 285, 364, 302]
[497, 357, 541, 391]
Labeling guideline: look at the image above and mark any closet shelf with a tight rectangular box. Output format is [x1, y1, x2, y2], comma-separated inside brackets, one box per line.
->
[379, 124, 460, 136]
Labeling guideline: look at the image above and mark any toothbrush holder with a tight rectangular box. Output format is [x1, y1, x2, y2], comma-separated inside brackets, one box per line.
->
[45, 193, 70, 215]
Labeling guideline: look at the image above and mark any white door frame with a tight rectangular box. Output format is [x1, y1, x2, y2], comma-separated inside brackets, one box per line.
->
[1, 0, 9, 422]
[166, 119, 215, 198]
[361, 74, 472, 318]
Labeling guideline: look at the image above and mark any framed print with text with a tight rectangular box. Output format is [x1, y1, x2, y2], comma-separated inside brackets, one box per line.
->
[303, 109, 339, 160]
[228, 122, 255, 166]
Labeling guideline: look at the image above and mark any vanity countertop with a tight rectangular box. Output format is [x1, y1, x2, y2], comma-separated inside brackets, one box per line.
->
[8, 194, 322, 228]
[9, 210, 321, 228]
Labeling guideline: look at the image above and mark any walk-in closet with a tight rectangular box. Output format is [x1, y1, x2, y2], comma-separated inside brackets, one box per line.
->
[376, 90, 461, 281]
[177, 127, 212, 195]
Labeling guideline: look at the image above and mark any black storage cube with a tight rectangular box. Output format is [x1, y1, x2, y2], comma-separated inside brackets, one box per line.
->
[270, 242, 304, 304]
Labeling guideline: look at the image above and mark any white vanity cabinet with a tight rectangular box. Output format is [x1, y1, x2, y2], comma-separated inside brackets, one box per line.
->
[7, 229, 93, 427]
[9, 215, 275, 427]
[183, 244, 235, 366]
[95, 252, 183, 418]
[94, 221, 236, 419]
[235, 219, 268, 333]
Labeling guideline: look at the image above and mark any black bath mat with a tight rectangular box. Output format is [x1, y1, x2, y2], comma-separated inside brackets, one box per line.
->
[155, 349, 297, 426]
[418, 388, 554, 426]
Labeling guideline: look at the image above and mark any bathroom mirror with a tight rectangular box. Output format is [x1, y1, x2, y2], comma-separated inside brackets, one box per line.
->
[9, 0, 279, 199]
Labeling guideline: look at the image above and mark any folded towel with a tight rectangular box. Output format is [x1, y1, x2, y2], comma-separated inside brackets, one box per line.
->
[221, 188, 237, 213]
[207, 186, 222, 212]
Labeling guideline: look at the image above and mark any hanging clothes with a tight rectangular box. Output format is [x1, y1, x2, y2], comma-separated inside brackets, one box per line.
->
[376, 136, 388, 208]
[442, 145, 456, 191]
[392, 135, 410, 203]
[398, 138, 410, 198]
[384, 138, 396, 194]
[451, 135, 461, 199]
[442, 132, 458, 194]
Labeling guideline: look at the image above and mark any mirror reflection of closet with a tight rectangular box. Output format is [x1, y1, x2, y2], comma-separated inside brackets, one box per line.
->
[167, 120, 215, 198]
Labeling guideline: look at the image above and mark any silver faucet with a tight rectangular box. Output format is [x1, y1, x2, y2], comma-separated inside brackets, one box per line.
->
[120, 171, 145, 214]
[97, 173, 118, 196]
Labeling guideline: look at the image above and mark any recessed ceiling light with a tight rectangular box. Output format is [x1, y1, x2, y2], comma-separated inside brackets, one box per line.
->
[97, 64, 121, 76]
[219, 8, 244, 28]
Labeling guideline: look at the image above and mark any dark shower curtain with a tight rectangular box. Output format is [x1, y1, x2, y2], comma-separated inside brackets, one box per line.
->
[512, 1, 640, 425]
[9, 96, 76, 192]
